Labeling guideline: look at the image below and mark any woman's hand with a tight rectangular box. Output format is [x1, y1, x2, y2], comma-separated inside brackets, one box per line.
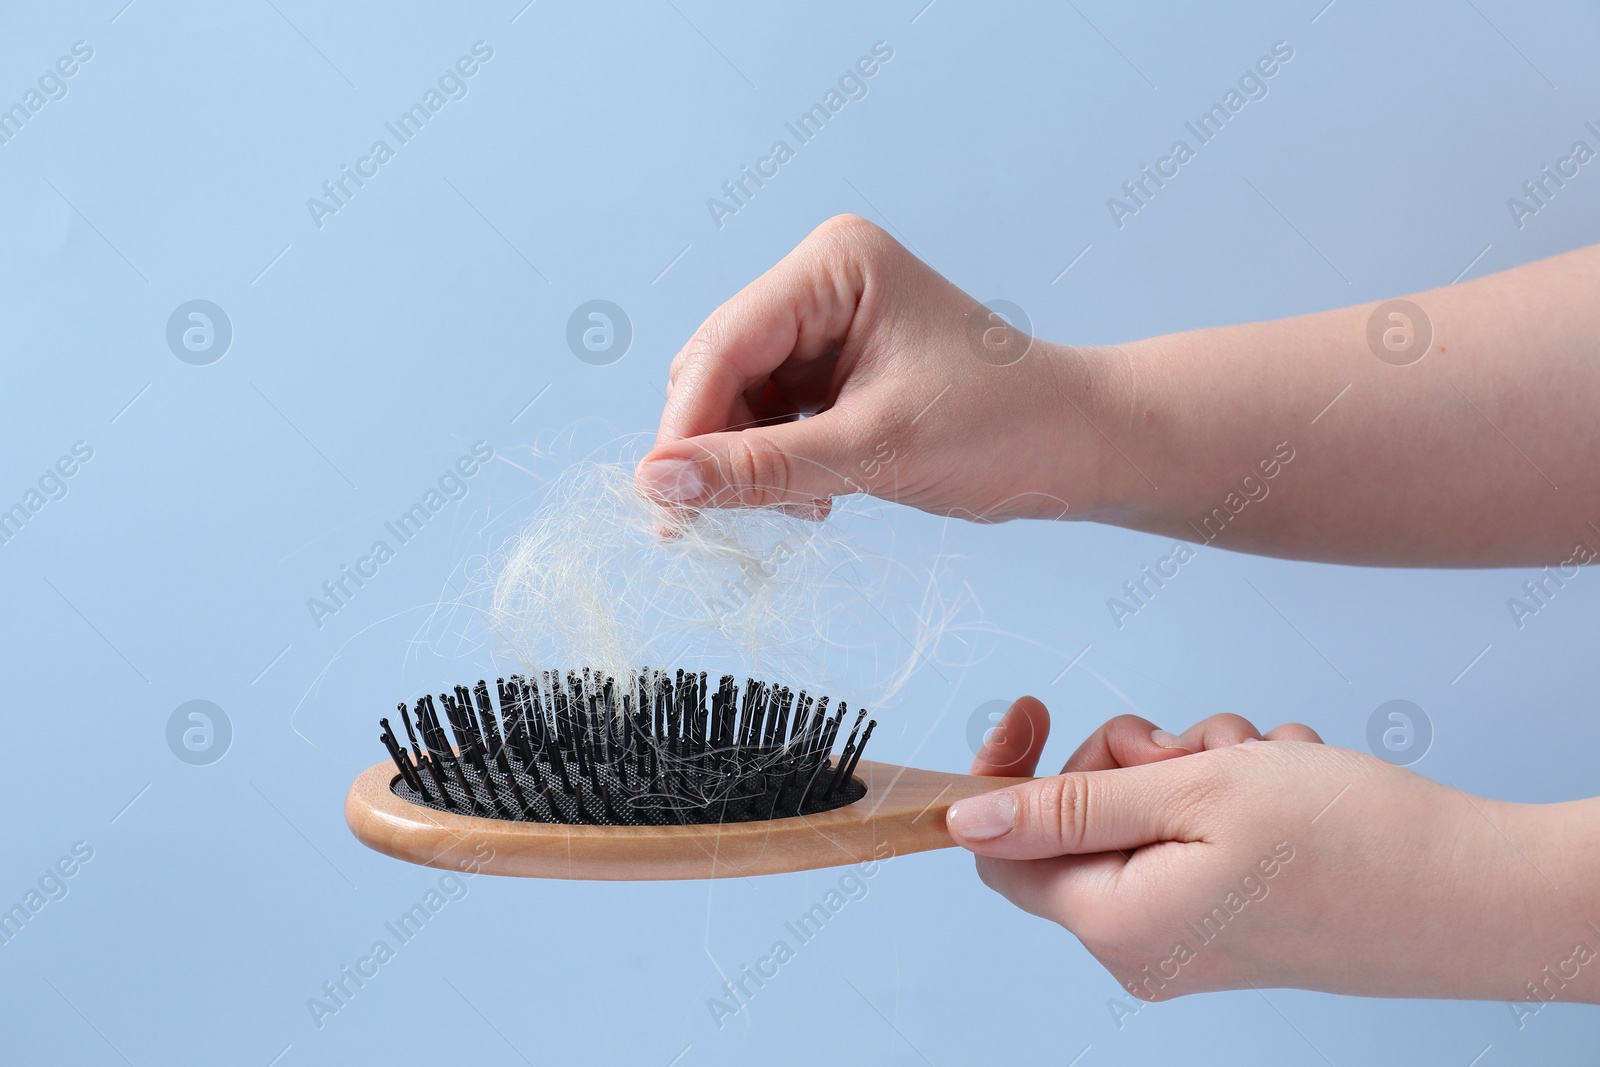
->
[640, 221, 1600, 564]
[635, 215, 1116, 524]
[950, 698, 1600, 1004]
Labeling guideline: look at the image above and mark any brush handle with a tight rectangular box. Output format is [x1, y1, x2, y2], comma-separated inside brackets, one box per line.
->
[345, 759, 1031, 880]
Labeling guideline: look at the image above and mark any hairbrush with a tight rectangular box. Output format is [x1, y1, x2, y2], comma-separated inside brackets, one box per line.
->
[344, 668, 1028, 880]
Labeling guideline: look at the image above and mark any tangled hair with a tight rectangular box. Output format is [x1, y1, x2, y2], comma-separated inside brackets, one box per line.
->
[487, 462, 858, 689]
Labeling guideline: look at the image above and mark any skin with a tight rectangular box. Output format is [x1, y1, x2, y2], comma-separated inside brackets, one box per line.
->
[962, 699, 1600, 1004]
[635, 215, 1600, 1003]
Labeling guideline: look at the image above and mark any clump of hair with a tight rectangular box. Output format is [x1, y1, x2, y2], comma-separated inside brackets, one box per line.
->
[487, 463, 847, 690]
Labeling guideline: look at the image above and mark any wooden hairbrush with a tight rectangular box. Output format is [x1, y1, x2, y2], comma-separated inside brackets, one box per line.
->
[344, 669, 1027, 880]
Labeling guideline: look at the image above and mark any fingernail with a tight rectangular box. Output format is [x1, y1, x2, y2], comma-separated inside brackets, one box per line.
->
[947, 791, 1016, 842]
[1150, 728, 1192, 752]
[637, 458, 704, 505]
[1241, 737, 1261, 744]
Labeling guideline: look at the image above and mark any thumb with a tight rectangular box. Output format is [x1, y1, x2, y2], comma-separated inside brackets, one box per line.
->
[946, 760, 1202, 860]
[635, 416, 859, 510]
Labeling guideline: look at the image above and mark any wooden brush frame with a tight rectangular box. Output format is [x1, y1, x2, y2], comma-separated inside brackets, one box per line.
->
[346, 758, 1029, 880]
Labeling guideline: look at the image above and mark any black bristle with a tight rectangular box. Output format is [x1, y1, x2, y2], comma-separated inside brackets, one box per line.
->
[796, 689, 813, 744]
[790, 691, 823, 758]
[473, 681, 504, 759]
[826, 709, 869, 798]
[416, 695, 471, 801]
[558, 679, 587, 779]
[574, 782, 599, 824]
[519, 675, 546, 745]
[770, 766, 799, 817]
[521, 741, 547, 793]
[380, 719, 423, 795]
[471, 748, 513, 817]
[397, 704, 436, 802]
[380, 671, 874, 827]
[770, 686, 793, 746]
[814, 700, 843, 765]
[498, 679, 536, 767]
[398, 703, 423, 759]
[545, 717, 575, 795]
[650, 673, 665, 746]
[709, 675, 729, 749]
[632, 709, 651, 778]
[840, 719, 875, 785]
[696, 672, 710, 747]
[441, 699, 491, 816]
[664, 676, 681, 758]
[534, 776, 559, 822]
[794, 758, 831, 811]
[760, 684, 783, 746]
[412, 700, 457, 809]
[447, 687, 485, 757]
[736, 678, 757, 748]
[493, 743, 530, 814]
[792, 690, 813, 746]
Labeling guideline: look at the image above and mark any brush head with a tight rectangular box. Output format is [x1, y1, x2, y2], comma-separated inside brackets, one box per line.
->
[376, 668, 876, 827]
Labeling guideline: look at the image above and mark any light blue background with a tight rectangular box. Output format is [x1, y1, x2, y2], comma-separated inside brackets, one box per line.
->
[3, 1, 1598, 1063]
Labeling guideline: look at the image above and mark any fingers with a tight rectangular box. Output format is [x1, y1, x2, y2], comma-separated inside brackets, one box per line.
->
[1173, 714, 1323, 747]
[1175, 713, 1263, 753]
[969, 696, 1050, 777]
[951, 713, 1324, 879]
[1058, 712, 1321, 774]
[656, 216, 871, 448]
[947, 759, 1202, 860]
[1264, 722, 1323, 743]
[636, 216, 884, 511]
[1060, 713, 1194, 773]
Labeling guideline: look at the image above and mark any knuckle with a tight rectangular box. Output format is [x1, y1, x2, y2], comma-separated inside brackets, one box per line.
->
[1207, 712, 1259, 735]
[1060, 773, 1095, 849]
[1195, 712, 1262, 749]
[1031, 775, 1090, 852]
[716, 431, 792, 506]
[812, 213, 881, 245]
[809, 214, 897, 265]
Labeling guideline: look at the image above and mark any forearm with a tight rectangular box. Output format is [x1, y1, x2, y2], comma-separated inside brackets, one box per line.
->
[1491, 796, 1600, 1007]
[1063, 243, 1600, 566]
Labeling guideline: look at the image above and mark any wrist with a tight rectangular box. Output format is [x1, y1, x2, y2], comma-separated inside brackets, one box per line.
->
[1298, 769, 1590, 1003]
[1028, 339, 1148, 524]
[1035, 330, 1310, 544]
